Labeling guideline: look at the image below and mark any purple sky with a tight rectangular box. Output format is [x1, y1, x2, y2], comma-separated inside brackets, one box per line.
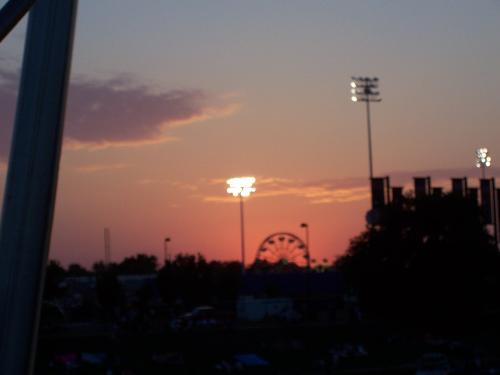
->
[0, 1, 499, 267]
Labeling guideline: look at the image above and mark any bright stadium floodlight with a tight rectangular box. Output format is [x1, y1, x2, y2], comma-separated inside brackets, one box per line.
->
[476, 147, 492, 179]
[226, 176, 256, 197]
[350, 77, 382, 179]
[226, 176, 256, 274]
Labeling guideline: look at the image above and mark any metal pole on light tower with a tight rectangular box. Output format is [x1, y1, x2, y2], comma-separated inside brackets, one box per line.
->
[227, 177, 256, 275]
[351, 77, 381, 180]
[0, 0, 78, 373]
[239, 195, 246, 274]
[365, 99, 373, 179]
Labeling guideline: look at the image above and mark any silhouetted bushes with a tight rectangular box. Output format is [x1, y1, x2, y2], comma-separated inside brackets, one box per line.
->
[335, 193, 500, 333]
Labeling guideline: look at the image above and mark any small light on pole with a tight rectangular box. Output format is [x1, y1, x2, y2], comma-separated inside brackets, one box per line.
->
[300, 223, 311, 269]
[476, 147, 492, 179]
[350, 76, 381, 179]
[226, 177, 256, 274]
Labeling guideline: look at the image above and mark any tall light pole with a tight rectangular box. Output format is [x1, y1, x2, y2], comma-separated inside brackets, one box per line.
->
[164, 237, 171, 264]
[476, 147, 492, 179]
[227, 177, 256, 274]
[350, 77, 382, 179]
[300, 223, 311, 269]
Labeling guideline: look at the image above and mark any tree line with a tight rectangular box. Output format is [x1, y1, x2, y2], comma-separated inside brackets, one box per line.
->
[44, 253, 242, 312]
[334, 193, 500, 334]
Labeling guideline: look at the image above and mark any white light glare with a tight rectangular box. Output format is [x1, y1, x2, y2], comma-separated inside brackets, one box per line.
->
[226, 176, 256, 197]
[475, 147, 492, 168]
[351, 96, 358, 102]
[350, 81, 356, 88]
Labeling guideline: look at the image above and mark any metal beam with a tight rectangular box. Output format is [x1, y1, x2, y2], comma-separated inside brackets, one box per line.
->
[0, 0, 78, 373]
[0, 0, 37, 42]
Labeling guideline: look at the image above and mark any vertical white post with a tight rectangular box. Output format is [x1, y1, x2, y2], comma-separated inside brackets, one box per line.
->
[0, 0, 78, 373]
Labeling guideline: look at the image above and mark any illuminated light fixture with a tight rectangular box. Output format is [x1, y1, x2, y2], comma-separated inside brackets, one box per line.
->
[226, 176, 256, 274]
[476, 147, 492, 178]
[226, 176, 256, 197]
[350, 76, 382, 179]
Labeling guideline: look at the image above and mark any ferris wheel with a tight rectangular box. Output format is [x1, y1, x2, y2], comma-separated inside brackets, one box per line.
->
[254, 232, 310, 268]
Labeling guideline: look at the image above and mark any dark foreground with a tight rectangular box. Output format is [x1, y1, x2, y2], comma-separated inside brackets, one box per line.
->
[35, 319, 500, 375]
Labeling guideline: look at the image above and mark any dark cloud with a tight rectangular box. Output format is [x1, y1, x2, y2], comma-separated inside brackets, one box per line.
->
[0, 70, 238, 158]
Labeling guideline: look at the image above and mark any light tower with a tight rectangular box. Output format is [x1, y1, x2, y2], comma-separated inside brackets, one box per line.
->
[476, 147, 492, 179]
[350, 77, 382, 179]
[226, 177, 256, 274]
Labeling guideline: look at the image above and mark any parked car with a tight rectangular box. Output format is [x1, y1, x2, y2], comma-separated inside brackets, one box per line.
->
[170, 305, 233, 331]
[416, 353, 451, 375]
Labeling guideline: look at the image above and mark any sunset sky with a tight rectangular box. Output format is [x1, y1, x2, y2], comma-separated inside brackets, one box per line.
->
[1, 1, 500, 267]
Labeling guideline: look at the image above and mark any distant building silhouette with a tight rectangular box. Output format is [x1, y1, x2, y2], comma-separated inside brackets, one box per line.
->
[414, 177, 431, 198]
[369, 175, 500, 245]
[451, 177, 468, 197]
[370, 177, 391, 209]
[238, 271, 352, 323]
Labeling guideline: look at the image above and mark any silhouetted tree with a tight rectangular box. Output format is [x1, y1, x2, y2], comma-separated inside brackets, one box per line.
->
[157, 253, 241, 307]
[249, 259, 304, 274]
[44, 260, 66, 299]
[335, 193, 500, 333]
[92, 260, 118, 274]
[118, 254, 157, 275]
[67, 263, 91, 277]
[208, 260, 242, 301]
[94, 265, 123, 319]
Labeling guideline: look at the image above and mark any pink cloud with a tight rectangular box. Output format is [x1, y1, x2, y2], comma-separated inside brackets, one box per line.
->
[75, 163, 132, 173]
[0, 70, 240, 158]
[201, 169, 500, 205]
[203, 176, 370, 205]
